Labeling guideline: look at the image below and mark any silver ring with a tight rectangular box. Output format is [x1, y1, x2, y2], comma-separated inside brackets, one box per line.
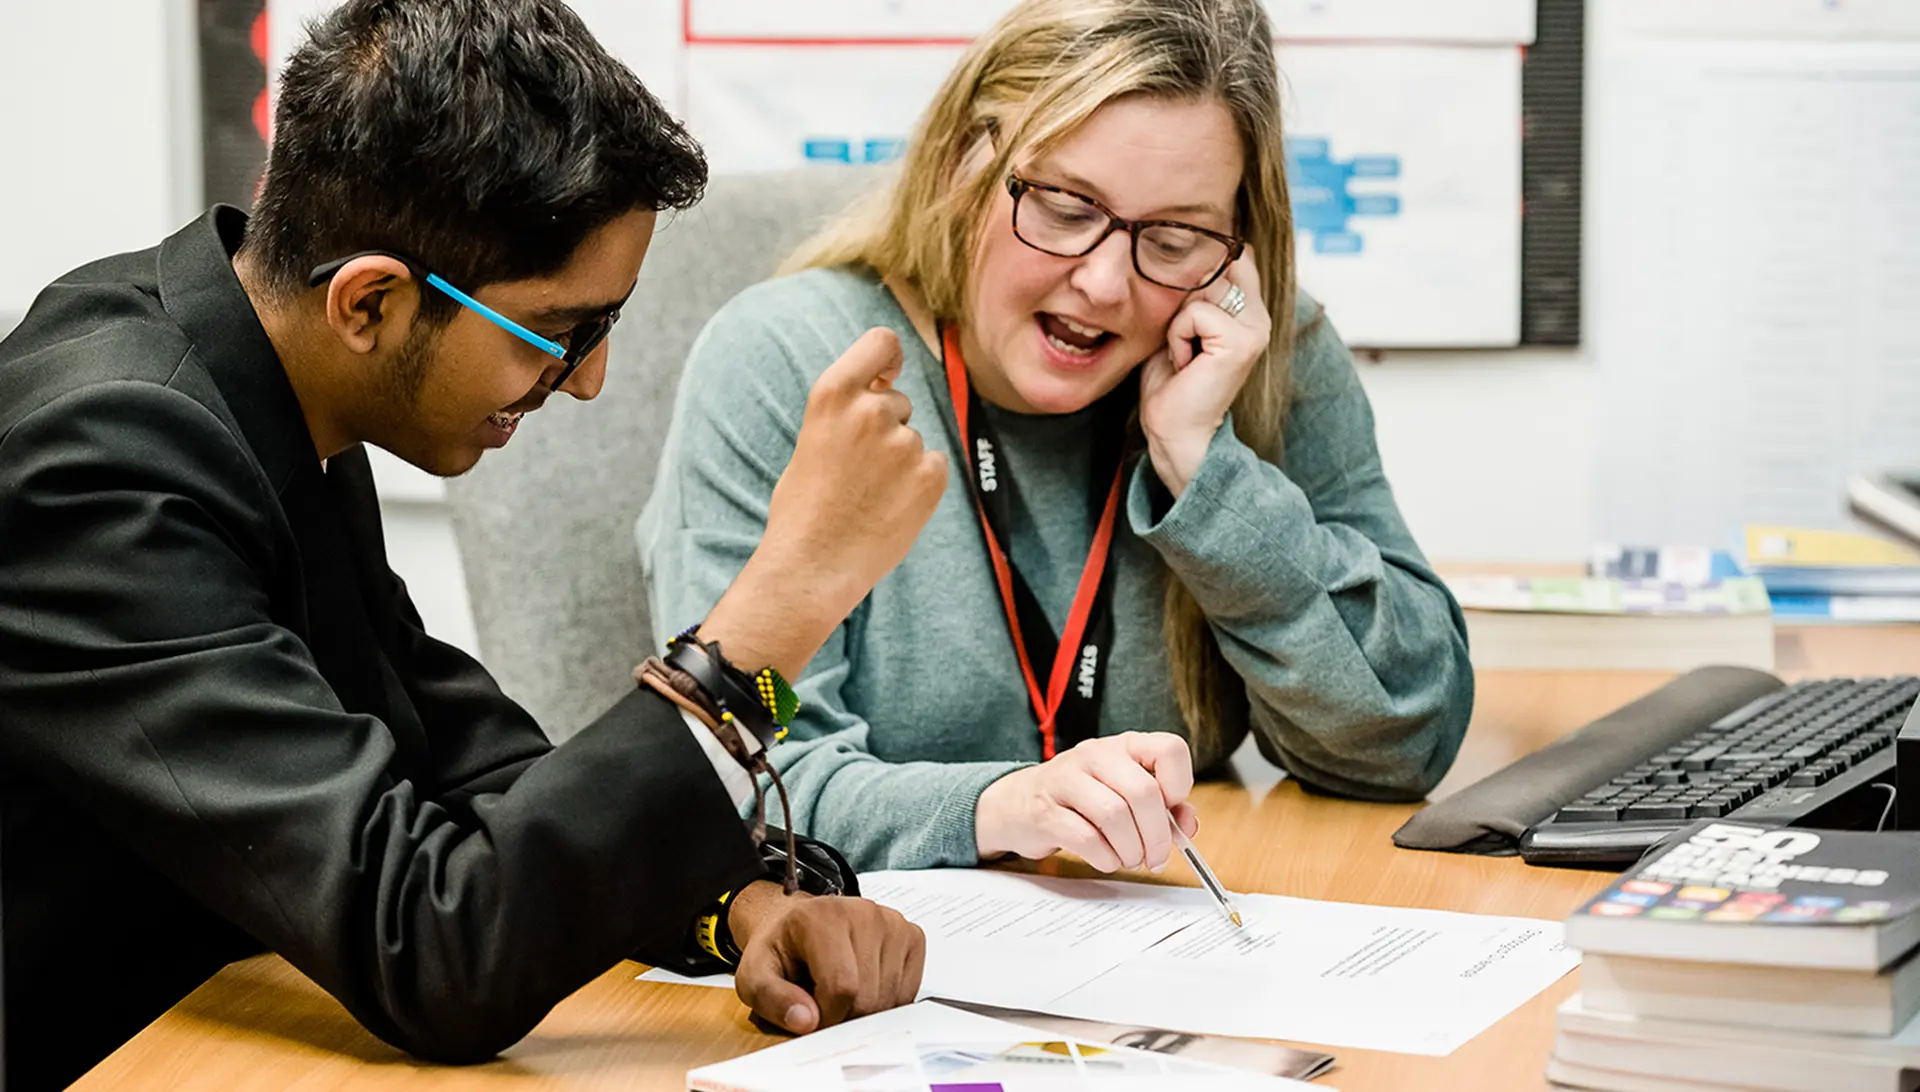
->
[1218, 284, 1247, 318]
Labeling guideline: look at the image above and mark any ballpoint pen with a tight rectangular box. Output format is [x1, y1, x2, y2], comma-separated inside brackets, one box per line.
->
[1172, 822, 1244, 928]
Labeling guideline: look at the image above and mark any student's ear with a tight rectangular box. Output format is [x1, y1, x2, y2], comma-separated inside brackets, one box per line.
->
[321, 255, 423, 356]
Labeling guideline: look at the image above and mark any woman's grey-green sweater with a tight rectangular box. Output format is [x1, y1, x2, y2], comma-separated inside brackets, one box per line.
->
[638, 267, 1473, 872]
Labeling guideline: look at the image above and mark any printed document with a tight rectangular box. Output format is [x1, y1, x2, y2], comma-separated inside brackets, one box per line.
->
[640, 870, 1575, 1055]
[1045, 891, 1577, 1055]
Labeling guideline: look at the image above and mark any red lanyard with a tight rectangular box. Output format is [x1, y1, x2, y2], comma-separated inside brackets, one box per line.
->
[942, 326, 1124, 760]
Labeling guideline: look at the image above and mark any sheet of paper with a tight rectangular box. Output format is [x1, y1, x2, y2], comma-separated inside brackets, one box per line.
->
[683, 43, 965, 173]
[644, 871, 1575, 1057]
[681, 0, 1534, 44]
[860, 870, 1208, 1010]
[637, 965, 733, 989]
[1279, 41, 1522, 347]
[1265, 0, 1533, 44]
[639, 870, 1204, 1007]
[685, 0, 1011, 41]
[681, 35, 1523, 350]
[1046, 892, 1577, 1056]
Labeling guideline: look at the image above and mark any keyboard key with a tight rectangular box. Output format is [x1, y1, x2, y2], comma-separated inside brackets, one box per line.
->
[1651, 770, 1690, 785]
[1688, 800, 1731, 818]
[1680, 747, 1726, 771]
[1555, 804, 1620, 823]
[1624, 802, 1693, 820]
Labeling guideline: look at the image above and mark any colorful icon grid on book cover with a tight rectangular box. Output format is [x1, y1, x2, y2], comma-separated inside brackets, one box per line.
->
[1589, 878, 1894, 925]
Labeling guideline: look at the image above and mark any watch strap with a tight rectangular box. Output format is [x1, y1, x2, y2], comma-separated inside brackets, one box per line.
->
[693, 888, 743, 966]
[665, 628, 796, 750]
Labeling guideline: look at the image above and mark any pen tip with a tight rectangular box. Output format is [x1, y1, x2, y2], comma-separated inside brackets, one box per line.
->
[1230, 912, 1243, 929]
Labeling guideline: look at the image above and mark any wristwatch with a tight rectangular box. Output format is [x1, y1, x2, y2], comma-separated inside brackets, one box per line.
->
[686, 828, 860, 970]
[663, 626, 799, 751]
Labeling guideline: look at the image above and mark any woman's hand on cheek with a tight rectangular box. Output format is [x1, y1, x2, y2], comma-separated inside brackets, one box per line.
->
[1139, 252, 1271, 497]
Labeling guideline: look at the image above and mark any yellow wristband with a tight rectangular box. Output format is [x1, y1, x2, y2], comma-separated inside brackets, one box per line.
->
[693, 889, 740, 965]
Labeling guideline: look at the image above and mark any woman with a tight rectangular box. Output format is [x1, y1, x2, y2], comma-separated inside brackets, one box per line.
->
[639, 0, 1473, 875]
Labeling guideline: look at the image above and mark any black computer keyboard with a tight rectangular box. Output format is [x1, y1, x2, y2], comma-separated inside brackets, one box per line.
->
[1520, 676, 1920, 868]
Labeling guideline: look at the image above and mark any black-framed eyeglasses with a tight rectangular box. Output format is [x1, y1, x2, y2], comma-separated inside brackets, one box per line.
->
[1005, 173, 1244, 292]
[307, 250, 627, 391]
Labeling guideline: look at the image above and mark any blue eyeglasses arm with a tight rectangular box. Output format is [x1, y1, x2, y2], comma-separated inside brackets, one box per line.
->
[424, 273, 567, 360]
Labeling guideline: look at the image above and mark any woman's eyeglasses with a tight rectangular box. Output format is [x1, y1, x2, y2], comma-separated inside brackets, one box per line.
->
[307, 250, 626, 391]
[1005, 173, 1244, 292]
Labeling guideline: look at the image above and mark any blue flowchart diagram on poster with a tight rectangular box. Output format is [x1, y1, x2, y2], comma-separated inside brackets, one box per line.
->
[1286, 137, 1402, 255]
[803, 137, 909, 164]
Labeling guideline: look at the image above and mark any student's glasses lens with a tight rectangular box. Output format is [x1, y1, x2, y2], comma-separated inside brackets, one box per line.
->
[564, 312, 617, 365]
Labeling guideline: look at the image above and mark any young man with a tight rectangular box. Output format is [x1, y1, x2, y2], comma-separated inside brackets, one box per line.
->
[0, 2, 948, 1088]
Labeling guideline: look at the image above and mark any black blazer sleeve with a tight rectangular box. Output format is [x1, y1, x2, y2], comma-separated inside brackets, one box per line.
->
[0, 381, 763, 1062]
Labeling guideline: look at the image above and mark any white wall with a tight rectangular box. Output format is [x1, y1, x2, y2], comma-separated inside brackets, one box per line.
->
[1360, 347, 1592, 562]
[0, 1, 200, 317]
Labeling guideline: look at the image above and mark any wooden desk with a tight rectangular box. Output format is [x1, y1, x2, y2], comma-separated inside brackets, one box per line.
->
[76, 625, 1920, 1091]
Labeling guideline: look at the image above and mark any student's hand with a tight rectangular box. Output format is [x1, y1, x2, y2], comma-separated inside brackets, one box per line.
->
[973, 732, 1201, 873]
[1139, 252, 1272, 497]
[698, 327, 948, 679]
[727, 882, 926, 1034]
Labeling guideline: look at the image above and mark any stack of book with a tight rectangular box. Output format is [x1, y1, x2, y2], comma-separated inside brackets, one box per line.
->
[1593, 528, 1920, 624]
[1549, 820, 1920, 1092]
[1445, 571, 1775, 672]
[1732, 526, 1920, 624]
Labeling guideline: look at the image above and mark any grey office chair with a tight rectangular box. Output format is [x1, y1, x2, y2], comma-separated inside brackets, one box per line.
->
[445, 167, 884, 740]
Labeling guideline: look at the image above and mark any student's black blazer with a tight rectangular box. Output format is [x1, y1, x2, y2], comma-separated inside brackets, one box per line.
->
[0, 208, 762, 1090]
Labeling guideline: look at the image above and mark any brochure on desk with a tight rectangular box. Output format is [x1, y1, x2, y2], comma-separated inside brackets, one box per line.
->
[686, 1001, 1320, 1092]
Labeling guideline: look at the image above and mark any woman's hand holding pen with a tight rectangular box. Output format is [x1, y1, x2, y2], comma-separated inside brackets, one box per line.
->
[974, 732, 1201, 873]
[1139, 252, 1271, 498]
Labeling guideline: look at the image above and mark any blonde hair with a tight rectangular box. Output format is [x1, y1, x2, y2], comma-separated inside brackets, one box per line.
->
[782, 0, 1297, 764]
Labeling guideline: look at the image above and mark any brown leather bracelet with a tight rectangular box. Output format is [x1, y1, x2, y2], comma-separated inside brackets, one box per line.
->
[637, 657, 752, 760]
[635, 656, 800, 894]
